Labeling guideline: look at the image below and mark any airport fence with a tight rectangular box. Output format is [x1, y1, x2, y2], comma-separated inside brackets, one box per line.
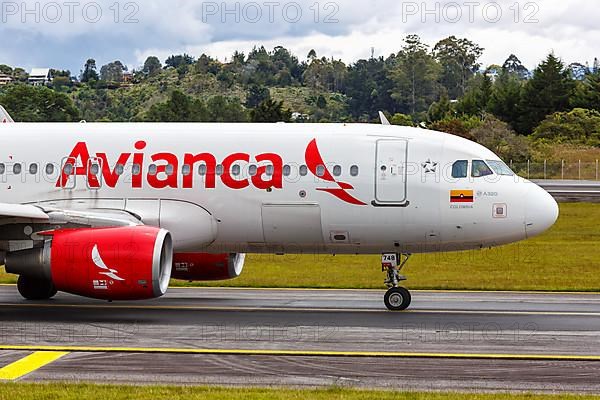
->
[510, 160, 600, 180]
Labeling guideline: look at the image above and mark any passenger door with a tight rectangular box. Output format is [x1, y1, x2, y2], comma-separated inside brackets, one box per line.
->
[374, 139, 409, 207]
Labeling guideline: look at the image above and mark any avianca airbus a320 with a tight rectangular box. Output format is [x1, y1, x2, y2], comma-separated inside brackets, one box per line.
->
[0, 106, 558, 311]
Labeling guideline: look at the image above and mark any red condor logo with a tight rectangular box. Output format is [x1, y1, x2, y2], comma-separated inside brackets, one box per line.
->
[57, 139, 366, 206]
[305, 139, 366, 206]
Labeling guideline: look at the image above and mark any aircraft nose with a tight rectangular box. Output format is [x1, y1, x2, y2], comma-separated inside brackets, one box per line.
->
[524, 182, 559, 238]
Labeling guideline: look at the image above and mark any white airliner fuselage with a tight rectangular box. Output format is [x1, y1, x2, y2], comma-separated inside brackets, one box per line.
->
[0, 122, 559, 310]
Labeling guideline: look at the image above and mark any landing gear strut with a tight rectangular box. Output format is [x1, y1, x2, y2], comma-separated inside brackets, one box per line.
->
[17, 275, 57, 300]
[382, 253, 411, 311]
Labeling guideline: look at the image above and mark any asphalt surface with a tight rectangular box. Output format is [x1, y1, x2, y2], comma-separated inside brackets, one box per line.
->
[535, 180, 600, 202]
[1, 286, 600, 392]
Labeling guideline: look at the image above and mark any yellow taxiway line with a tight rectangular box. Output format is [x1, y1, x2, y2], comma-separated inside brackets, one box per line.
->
[0, 345, 599, 362]
[0, 351, 69, 380]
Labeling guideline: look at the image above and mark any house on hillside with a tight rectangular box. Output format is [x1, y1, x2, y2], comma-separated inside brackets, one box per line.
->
[28, 68, 52, 86]
[0, 74, 14, 85]
[122, 70, 134, 83]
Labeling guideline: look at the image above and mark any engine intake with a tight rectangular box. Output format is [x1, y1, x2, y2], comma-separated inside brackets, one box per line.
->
[6, 226, 173, 300]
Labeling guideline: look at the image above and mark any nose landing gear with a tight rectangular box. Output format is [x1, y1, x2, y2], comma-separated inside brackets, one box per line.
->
[382, 253, 412, 311]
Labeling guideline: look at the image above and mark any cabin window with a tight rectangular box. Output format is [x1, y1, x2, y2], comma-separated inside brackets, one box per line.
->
[283, 165, 291, 177]
[316, 165, 325, 177]
[232, 164, 241, 176]
[472, 160, 494, 178]
[266, 165, 274, 176]
[451, 160, 468, 178]
[148, 164, 157, 176]
[487, 160, 514, 176]
[29, 164, 38, 175]
[0, 164, 5, 174]
[216, 164, 224, 176]
[132, 164, 141, 176]
[299, 165, 308, 176]
[89, 163, 100, 176]
[13, 163, 22, 174]
[165, 164, 175, 176]
[198, 164, 207, 176]
[63, 163, 73, 175]
[333, 165, 342, 177]
[182, 164, 191, 176]
[115, 164, 125, 176]
[249, 165, 257, 177]
[350, 165, 359, 177]
[45, 164, 54, 175]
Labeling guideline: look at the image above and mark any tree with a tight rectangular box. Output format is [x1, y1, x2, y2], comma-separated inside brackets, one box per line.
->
[0, 84, 79, 121]
[0, 65, 13, 74]
[502, 54, 529, 80]
[489, 71, 523, 128]
[145, 90, 207, 122]
[428, 92, 452, 122]
[428, 117, 480, 140]
[316, 94, 327, 109]
[477, 73, 493, 111]
[344, 57, 395, 119]
[470, 115, 531, 162]
[143, 56, 162, 76]
[49, 69, 73, 91]
[517, 53, 575, 134]
[433, 36, 484, 98]
[12, 68, 28, 82]
[250, 98, 291, 122]
[100, 61, 126, 82]
[457, 72, 494, 116]
[206, 96, 248, 122]
[389, 34, 441, 114]
[195, 54, 221, 75]
[390, 113, 414, 126]
[571, 71, 600, 112]
[165, 54, 195, 69]
[80, 59, 99, 83]
[245, 85, 270, 108]
[532, 108, 600, 146]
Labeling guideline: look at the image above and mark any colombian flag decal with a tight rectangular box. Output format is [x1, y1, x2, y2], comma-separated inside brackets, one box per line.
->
[450, 190, 474, 203]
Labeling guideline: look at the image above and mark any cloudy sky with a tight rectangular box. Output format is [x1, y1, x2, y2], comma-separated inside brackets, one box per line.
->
[0, 0, 598, 74]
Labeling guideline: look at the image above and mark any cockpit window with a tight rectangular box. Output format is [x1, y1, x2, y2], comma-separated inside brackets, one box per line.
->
[451, 160, 468, 178]
[487, 160, 515, 176]
[472, 160, 494, 178]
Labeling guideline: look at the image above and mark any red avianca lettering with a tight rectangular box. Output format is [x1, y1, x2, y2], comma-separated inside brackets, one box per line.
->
[57, 139, 367, 206]
[56, 141, 283, 190]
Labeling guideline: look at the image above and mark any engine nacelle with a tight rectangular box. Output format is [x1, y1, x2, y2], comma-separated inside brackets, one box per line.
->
[6, 226, 173, 300]
[172, 253, 245, 281]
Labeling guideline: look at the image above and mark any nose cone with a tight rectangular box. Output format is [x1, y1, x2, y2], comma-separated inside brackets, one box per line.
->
[525, 183, 559, 238]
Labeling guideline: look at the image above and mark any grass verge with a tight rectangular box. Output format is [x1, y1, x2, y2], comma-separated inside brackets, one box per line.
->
[0, 203, 598, 292]
[0, 384, 599, 400]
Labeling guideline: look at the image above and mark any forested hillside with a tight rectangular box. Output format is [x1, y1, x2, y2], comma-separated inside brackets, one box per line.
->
[1, 35, 600, 163]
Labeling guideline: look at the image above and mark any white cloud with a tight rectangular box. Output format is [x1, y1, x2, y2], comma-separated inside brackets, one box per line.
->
[0, 0, 598, 71]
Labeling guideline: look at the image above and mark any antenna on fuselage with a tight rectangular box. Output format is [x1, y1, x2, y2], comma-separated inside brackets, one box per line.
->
[0, 105, 14, 123]
[378, 111, 390, 126]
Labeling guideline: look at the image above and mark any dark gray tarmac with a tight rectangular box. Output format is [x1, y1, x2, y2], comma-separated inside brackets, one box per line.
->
[1, 286, 600, 392]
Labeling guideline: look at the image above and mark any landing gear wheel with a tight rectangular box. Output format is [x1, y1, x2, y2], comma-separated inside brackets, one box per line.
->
[17, 275, 57, 300]
[382, 253, 412, 311]
[384, 287, 411, 311]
